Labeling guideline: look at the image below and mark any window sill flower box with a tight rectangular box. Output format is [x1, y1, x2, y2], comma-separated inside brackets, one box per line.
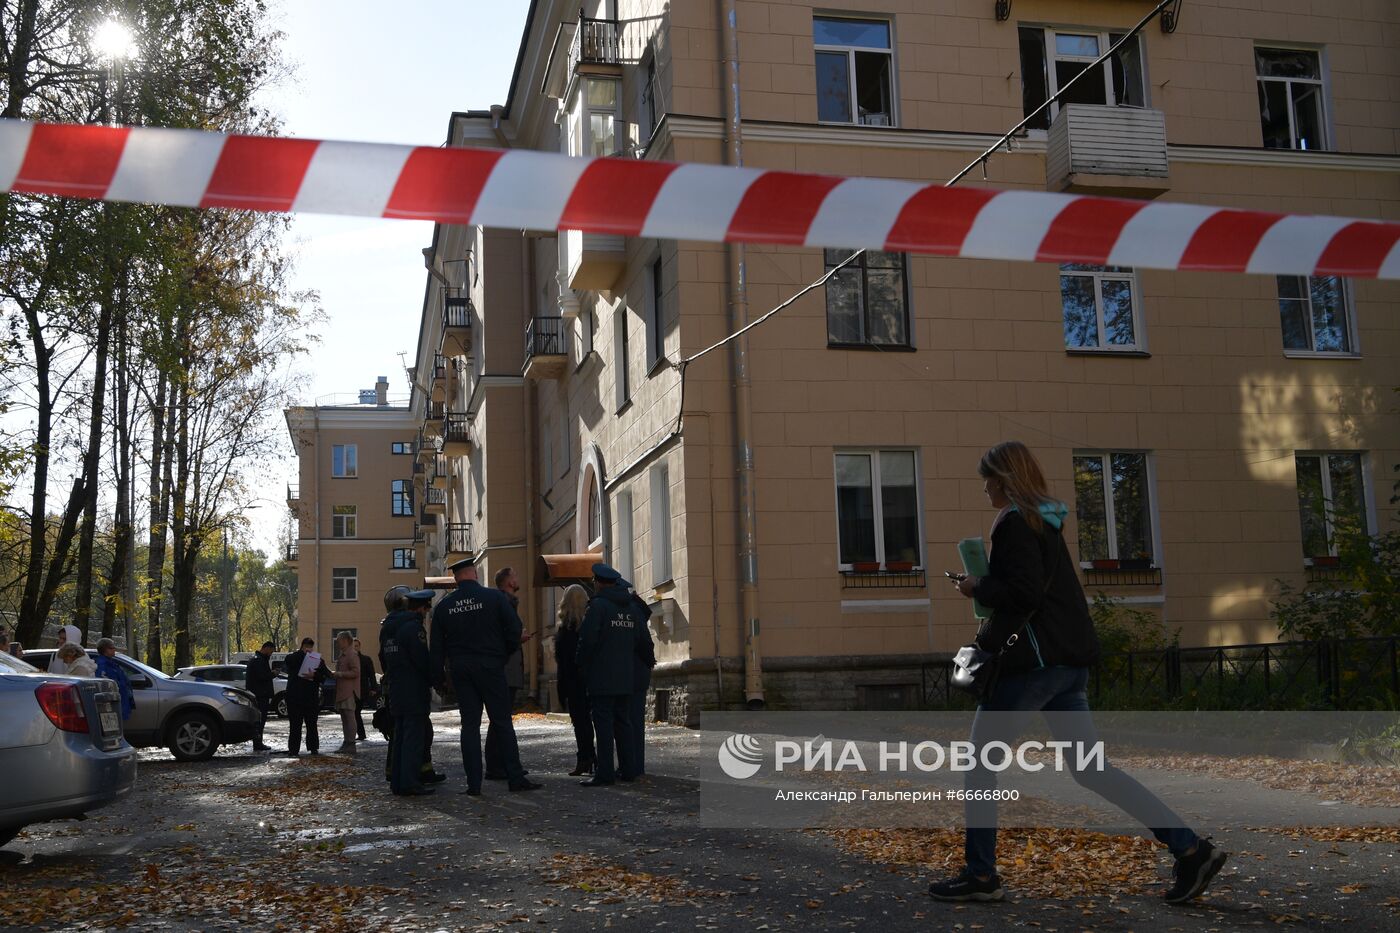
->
[885, 561, 916, 572]
[851, 561, 880, 574]
[1090, 559, 1120, 570]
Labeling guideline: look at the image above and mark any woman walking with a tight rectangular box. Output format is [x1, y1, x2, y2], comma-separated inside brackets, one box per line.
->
[928, 441, 1226, 905]
[554, 584, 595, 776]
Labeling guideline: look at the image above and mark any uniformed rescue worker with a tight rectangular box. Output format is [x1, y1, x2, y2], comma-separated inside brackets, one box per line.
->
[621, 579, 656, 778]
[377, 586, 445, 789]
[380, 586, 436, 796]
[577, 563, 652, 787]
[430, 556, 541, 795]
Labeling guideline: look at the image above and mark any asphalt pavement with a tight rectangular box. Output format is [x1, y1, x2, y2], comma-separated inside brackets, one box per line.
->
[2, 711, 1396, 931]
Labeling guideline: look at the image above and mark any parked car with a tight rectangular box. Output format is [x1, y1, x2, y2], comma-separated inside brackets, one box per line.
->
[0, 650, 138, 848]
[174, 663, 335, 718]
[24, 649, 260, 762]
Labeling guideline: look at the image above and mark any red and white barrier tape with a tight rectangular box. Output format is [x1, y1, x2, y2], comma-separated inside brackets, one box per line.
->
[3, 119, 1398, 279]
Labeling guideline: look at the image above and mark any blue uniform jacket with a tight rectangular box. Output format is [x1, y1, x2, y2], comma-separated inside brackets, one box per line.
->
[577, 585, 652, 696]
[94, 654, 134, 720]
[430, 579, 522, 684]
[379, 609, 431, 716]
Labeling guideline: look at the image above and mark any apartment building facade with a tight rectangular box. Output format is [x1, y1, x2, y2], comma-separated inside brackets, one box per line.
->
[285, 380, 423, 652]
[410, 0, 1399, 721]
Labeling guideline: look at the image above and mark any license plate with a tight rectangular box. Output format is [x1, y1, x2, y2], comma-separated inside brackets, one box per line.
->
[100, 710, 120, 734]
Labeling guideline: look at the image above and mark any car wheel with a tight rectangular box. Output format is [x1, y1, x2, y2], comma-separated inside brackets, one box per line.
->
[275, 694, 288, 718]
[167, 712, 221, 762]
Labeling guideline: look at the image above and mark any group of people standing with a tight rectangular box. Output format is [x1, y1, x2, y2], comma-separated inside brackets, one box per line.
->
[374, 555, 655, 796]
[241, 632, 381, 756]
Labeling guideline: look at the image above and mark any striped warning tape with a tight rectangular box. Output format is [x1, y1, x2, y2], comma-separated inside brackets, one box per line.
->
[3, 119, 1398, 279]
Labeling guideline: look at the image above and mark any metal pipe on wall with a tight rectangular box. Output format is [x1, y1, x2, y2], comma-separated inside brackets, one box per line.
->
[719, 0, 764, 709]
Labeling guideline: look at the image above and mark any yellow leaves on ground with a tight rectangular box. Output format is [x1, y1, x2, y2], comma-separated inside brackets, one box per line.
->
[823, 827, 1161, 899]
[0, 851, 400, 933]
[1267, 825, 1400, 845]
[544, 853, 728, 904]
[1115, 753, 1400, 809]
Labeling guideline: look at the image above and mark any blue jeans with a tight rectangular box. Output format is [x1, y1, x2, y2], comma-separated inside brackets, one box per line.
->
[964, 666, 1198, 877]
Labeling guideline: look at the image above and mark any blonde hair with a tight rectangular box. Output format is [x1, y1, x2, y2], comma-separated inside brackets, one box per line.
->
[978, 440, 1055, 534]
[58, 643, 84, 661]
[557, 584, 590, 630]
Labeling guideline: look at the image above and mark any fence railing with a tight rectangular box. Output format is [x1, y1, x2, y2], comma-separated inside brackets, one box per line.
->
[921, 636, 1400, 711]
[444, 292, 472, 329]
[524, 316, 569, 362]
[445, 522, 472, 556]
[569, 14, 621, 73]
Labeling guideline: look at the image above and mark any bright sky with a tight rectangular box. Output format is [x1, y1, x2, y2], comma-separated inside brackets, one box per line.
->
[252, 0, 530, 555]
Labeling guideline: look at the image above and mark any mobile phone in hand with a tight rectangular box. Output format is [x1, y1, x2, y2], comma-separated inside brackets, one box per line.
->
[944, 571, 966, 582]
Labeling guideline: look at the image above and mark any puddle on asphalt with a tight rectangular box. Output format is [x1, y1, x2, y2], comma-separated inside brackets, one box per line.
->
[277, 824, 431, 842]
[342, 837, 453, 854]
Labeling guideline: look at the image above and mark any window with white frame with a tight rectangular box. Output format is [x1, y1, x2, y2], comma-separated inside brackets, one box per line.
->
[391, 441, 413, 455]
[825, 249, 911, 347]
[391, 479, 413, 517]
[1256, 47, 1327, 151]
[615, 489, 634, 583]
[1018, 26, 1146, 130]
[331, 567, 357, 602]
[1073, 452, 1155, 566]
[1295, 453, 1368, 561]
[1278, 275, 1353, 354]
[834, 450, 921, 569]
[331, 505, 357, 539]
[331, 444, 357, 478]
[814, 16, 894, 126]
[1060, 264, 1142, 350]
[649, 463, 672, 586]
[614, 306, 631, 409]
[585, 80, 619, 157]
[646, 256, 665, 370]
[392, 547, 416, 570]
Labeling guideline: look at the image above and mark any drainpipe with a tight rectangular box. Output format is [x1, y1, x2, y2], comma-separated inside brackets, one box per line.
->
[523, 239, 541, 703]
[720, 0, 764, 710]
[312, 408, 321, 647]
[490, 104, 510, 149]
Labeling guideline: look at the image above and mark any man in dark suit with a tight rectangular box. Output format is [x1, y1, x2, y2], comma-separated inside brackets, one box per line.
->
[353, 637, 378, 742]
[245, 641, 277, 752]
[430, 556, 541, 795]
[283, 636, 330, 756]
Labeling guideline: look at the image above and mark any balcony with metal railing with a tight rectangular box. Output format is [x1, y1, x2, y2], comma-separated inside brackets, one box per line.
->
[443, 289, 473, 357]
[445, 522, 472, 563]
[569, 14, 621, 73]
[422, 485, 447, 516]
[430, 352, 449, 402]
[442, 412, 473, 457]
[285, 540, 299, 563]
[285, 483, 299, 506]
[422, 401, 446, 437]
[431, 454, 450, 489]
[523, 316, 570, 380]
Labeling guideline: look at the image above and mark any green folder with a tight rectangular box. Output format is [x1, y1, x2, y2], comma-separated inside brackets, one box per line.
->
[958, 537, 992, 620]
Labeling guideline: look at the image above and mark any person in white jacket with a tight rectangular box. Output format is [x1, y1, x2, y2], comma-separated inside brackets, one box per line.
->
[56, 642, 97, 677]
[48, 625, 83, 674]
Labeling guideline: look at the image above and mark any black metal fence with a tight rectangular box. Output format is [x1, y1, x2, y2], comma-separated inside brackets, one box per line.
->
[921, 636, 1400, 711]
[443, 292, 471, 329]
[570, 14, 621, 71]
[524, 316, 569, 362]
[445, 522, 472, 556]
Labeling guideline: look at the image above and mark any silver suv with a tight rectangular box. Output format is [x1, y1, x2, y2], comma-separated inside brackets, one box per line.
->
[24, 650, 260, 762]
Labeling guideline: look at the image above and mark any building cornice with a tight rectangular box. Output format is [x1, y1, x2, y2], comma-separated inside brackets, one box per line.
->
[285, 407, 418, 435]
[658, 115, 1400, 174]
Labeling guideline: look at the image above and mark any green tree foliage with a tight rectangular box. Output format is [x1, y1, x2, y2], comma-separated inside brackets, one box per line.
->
[1271, 527, 1400, 641]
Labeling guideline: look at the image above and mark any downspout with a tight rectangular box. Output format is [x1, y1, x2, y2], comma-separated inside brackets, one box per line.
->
[313, 408, 321, 647]
[523, 239, 541, 704]
[720, 0, 763, 710]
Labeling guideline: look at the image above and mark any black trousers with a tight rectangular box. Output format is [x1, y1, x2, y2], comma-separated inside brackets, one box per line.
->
[389, 713, 426, 793]
[253, 695, 270, 748]
[354, 695, 367, 741]
[451, 661, 524, 790]
[590, 693, 633, 782]
[566, 686, 595, 765]
[484, 687, 520, 774]
[287, 700, 318, 754]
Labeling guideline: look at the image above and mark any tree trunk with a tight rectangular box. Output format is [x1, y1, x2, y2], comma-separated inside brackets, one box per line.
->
[15, 305, 53, 646]
[74, 257, 118, 642]
[144, 372, 171, 668]
[101, 286, 133, 641]
[170, 377, 193, 669]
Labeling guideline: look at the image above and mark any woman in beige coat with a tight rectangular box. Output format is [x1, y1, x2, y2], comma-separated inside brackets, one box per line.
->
[333, 632, 361, 753]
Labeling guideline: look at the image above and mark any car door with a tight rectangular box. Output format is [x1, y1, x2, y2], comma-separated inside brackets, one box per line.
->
[115, 656, 161, 742]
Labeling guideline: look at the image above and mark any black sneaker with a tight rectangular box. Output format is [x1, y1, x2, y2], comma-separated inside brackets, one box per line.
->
[928, 869, 1005, 902]
[509, 779, 542, 792]
[1164, 838, 1228, 904]
[420, 770, 447, 785]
